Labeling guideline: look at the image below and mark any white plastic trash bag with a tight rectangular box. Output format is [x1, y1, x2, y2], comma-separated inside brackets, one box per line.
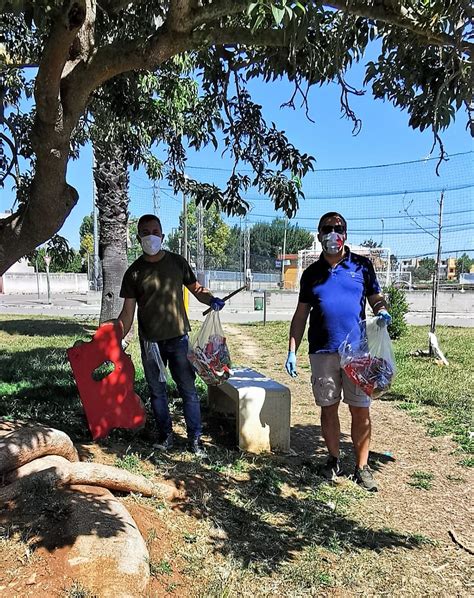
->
[187, 311, 233, 386]
[143, 339, 167, 383]
[338, 318, 396, 398]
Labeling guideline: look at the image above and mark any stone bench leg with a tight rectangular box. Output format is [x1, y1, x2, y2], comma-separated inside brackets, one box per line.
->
[208, 384, 291, 453]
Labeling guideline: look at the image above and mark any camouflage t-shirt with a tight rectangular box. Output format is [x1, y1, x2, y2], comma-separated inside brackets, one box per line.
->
[120, 251, 197, 342]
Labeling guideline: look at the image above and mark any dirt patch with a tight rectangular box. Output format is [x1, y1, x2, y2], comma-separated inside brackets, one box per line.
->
[224, 324, 261, 363]
[125, 501, 188, 597]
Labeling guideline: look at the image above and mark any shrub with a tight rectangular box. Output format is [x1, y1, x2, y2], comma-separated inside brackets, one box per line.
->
[384, 285, 409, 339]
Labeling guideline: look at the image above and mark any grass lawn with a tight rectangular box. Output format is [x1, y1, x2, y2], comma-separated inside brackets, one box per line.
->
[242, 321, 473, 460]
[0, 315, 472, 597]
[0, 315, 472, 457]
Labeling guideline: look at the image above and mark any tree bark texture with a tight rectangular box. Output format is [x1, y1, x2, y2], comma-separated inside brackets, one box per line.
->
[0, 424, 79, 474]
[1, 455, 180, 504]
[0, 420, 183, 504]
[93, 140, 130, 323]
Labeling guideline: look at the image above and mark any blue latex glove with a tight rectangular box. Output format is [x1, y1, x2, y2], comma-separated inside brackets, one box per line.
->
[210, 297, 225, 311]
[285, 351, 297, 377]
[377, 309, 392, 327]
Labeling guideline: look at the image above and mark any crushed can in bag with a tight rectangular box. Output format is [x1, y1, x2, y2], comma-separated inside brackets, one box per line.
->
[338, 318, 396, 398]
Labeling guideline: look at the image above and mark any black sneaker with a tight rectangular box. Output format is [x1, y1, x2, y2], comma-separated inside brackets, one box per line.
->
[187, 438, 207, 458]
[318, 455, 343, 481]
[354, 465, 378, 492]
[153, 432, 174, 452]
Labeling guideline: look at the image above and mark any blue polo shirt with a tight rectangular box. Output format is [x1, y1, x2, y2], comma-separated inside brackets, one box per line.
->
[299, 250, 381, 353]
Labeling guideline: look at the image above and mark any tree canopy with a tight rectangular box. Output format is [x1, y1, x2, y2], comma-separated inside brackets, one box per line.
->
[250, 217, 314, 271]
[412, 256, 436, 281]
[0, 1, 472, 274]
[167, 200, 232, 269]
[456, 252, 474, 276]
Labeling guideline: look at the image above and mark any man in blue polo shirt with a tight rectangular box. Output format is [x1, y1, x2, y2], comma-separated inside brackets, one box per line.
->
[285, 212, 391, 491]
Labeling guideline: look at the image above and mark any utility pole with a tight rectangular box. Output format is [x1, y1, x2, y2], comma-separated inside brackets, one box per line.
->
[35, 256, 40, 299]
[239, 219, 243, 286]
[152, 182, 160, 216]
[243, 221, 250, 288]
[385, 249, 391, 287]
[281, 218, 288, 289]
[44, 254, 52, 304]
[196, 201, 204, 282]
[182, 190, 188, 260]
[430, 191, 444, 347]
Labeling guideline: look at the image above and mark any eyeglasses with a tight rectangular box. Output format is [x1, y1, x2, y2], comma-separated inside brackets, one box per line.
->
[321, 224, 346, 234]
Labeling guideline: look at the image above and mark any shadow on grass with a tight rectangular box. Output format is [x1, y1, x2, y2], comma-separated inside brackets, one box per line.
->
[153, 423, 418, 574]
[0, 342, 152, 441]
[0, 346, 86, 437]
[0, 318, 97, 338]
[380, 391, 407, 402]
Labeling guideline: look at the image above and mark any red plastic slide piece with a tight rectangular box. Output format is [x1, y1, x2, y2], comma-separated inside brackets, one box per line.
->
[67, 321, 146, 440]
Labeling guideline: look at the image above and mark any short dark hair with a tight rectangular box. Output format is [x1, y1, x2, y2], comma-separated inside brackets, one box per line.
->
[318, 212, 347, 231]
[137, 214, 162, 231]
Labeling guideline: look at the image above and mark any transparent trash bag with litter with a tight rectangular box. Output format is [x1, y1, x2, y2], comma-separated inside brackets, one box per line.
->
[188, 310, 233, 386]
[338, 318, 396, 398]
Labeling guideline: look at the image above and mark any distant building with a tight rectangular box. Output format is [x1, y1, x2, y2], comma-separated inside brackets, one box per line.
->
[0, 211, 35, 293]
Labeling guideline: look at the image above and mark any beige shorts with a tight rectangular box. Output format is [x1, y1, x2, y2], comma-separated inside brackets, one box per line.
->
[309, 353, 371, 408]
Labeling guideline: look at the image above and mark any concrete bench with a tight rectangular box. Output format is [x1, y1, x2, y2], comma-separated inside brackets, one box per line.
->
[207, 367, 291, 453]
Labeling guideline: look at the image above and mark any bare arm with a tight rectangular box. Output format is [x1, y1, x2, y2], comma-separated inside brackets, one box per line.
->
[117, 297, 137, 337]
[368, 293, 389, 315]
[289, 302, 311, 353]
[186, 280, 214, 306]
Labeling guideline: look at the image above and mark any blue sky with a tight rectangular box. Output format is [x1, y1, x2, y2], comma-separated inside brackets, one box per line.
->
[62, 56, 473, 254]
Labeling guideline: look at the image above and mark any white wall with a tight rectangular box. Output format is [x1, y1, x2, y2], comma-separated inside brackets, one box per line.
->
[2, 273, 88, 294]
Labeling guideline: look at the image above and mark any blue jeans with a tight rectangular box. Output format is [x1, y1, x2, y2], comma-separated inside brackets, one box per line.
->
[140, 334, 202, 441]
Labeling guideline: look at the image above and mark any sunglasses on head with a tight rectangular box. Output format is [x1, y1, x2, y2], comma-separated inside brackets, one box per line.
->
[321, 224, 346, 234]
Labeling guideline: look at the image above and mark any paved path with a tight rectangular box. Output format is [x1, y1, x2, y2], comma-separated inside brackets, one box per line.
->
[0, 291, 473, 326]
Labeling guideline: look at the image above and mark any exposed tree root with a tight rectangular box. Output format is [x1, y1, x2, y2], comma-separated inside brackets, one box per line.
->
[0, 423, 79, 474]
[1, 454, 181, 505]
[0, 419, 183, 596]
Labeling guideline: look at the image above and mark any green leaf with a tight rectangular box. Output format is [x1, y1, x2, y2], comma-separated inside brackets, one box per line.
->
[247, 2, 259, 16]
[271, 5, 285, 25]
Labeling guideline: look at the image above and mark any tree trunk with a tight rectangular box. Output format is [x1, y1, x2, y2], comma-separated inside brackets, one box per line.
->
[93, 140, 130, 324]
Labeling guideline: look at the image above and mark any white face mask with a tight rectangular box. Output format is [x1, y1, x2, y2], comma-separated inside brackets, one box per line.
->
[140, 234, 162, 256]
[321, 232, 345, 255]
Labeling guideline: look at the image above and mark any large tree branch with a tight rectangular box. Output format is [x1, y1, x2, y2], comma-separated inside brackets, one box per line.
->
[191, 26, 290, 48]
[325, 0, 473, 53]
[167, 0, 195, 33]
[191, 1, 472, 53]
[190, 0, 251, 28]
[34, 0, 87, 123]
[65, 23, 288, 112]
[97, 0, 142, 14]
